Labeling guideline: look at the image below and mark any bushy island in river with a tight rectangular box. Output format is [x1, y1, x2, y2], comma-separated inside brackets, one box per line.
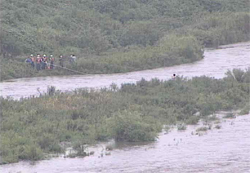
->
[1, 0, 249, 80]
[0, 69, 249, 164]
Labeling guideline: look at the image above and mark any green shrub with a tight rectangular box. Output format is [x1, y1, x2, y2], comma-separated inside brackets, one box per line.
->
[108, 111, 160, 142]
[239, 104, 250, 115]
[177, 124, 187, 131]
[223, 113, 236, 118]
[196, 127, 208, 132]
[18, 145, 43, 161]
[186, 116, 200, 125]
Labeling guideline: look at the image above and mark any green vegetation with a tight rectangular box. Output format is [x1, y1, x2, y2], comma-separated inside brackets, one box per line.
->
[206, 115, 219, 122]
[1, 35, 203, 80]
[239, 104, 250, 115]
[186, 116, 200, 125]
[196, 127, 208, 132]
[223, 112, 236, 118]
[1, 0, 249, 80]
[180, 12, 250, 47]
[1, 69, 249, 164]
[177, 124, 187, 131]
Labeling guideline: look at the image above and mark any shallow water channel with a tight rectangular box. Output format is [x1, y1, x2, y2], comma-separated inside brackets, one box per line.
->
[0, 42, 250, 173]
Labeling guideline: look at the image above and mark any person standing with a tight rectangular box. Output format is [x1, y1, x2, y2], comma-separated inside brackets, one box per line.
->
[36, 54, 41, 71]
[25, 56, 32, 64]
[41, 55, 47, 70]
[70, 54, 77, 64]
[59, 55, 64, 67]
[50, 55, 55, 69]
[31, 54, 35, 68]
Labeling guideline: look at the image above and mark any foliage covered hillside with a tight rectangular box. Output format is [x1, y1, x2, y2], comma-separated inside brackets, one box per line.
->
[0, 0, 249, 80]
[1, 0, 249, 55]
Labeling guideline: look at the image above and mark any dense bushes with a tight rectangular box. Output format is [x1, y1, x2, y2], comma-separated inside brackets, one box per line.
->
[1, 35, 204, 81]
[0, 133, 43, 164]
[186, 13, 250, 47]
[1, 69, 249, 164]
[76, 35, 203, 72]
[1, 0, 248, 56]
[108, 111, 161, 142]
[0, 0, 249, 80]
[0, 58, 37, 80]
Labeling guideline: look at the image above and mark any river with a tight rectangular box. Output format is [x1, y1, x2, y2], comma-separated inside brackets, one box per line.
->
[0, 42, 250, 173]
[0, 42, 250, 99]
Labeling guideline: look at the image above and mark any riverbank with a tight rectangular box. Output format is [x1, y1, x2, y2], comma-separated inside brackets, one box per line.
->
[1, 112, 250, 173]
[1, 69, 249, 164]
[0, 34, 203, 81]
[1, 12, 249, 81]
[1, 41, 250, 100]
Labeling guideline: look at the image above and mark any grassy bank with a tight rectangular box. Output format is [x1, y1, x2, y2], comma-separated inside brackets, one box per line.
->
[1, 34, 204, 81]
[1, 68, 249, 164]
[1, 0, 249, 80]
[2, 12, 250, 81]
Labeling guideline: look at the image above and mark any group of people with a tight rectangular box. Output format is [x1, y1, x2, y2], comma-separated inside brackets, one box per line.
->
[25, 54, 177, 79]
[25, 54, 77, 71]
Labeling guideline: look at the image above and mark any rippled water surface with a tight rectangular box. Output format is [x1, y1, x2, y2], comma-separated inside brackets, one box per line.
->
[1, 42, 250, 99]
[0, 42, 250, 173]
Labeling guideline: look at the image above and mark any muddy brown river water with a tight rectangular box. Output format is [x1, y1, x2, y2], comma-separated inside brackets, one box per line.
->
[0, 42, 250, 173]
[0, 42, 250, 99]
